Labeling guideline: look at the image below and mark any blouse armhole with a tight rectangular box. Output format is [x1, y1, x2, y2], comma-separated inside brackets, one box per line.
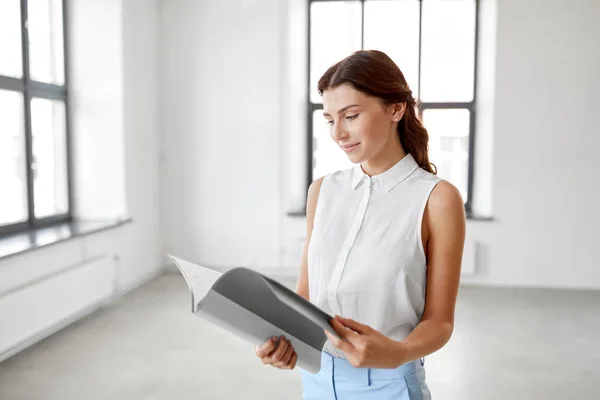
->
[307, 175, 326, 227]
[417, 179, 443, 263]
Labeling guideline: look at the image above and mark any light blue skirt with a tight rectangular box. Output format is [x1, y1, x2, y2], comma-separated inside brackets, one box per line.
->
[300, 352, 431, 400]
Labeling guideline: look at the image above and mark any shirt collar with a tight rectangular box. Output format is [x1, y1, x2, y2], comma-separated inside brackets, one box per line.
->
[351, 153, 419, 192]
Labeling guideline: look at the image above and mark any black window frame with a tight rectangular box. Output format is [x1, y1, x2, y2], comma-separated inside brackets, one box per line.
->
[306, 0, 479, 216]
[0, 0, 72, 238]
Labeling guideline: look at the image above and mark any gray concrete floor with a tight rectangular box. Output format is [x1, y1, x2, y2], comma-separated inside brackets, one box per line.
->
[0, 274, 598, 400]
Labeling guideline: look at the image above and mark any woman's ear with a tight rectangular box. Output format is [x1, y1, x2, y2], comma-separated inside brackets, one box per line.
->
[391, 102, 407, 122]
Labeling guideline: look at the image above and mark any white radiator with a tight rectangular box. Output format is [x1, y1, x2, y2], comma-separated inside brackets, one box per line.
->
[461, 238, 478, 276]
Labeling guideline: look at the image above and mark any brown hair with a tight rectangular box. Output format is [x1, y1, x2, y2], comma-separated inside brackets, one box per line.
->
[317, 50, 436, 175]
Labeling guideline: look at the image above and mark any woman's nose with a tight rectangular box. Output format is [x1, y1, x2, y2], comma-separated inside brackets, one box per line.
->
[332, 123, 348, 141]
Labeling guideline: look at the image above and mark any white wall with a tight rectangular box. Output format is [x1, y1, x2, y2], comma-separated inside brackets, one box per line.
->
[160, 0, 600, 289]
[70, 0, 163, 291]
[121, 0, 163, 288]
[0, 0, 163, 361]
[461, 0, 600, 289]
[160, 0, 285, 270]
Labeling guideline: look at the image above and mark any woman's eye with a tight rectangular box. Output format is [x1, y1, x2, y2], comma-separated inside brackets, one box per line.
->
[326, 120, 334, 125]
[345, 114, 358, 121]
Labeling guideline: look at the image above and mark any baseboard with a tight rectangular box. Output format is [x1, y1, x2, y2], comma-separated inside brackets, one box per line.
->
[254, 268, 299, 281]
[112, 267, 166, 301]
[458, 279, 600, 292]
[164, 260, 180, 274]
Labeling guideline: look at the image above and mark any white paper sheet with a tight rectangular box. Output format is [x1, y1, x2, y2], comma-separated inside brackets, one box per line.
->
[168, 255, 223, 311]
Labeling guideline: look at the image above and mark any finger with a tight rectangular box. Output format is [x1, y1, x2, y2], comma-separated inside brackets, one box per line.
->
[287, 352, 298, 369]
[270, 336, 289, 363]
[335, 315, 370, 334]
[261, 336, 278, 351]
[274, 345, 294, 368]
[330, 319, 363, 347]
[279, 341, 294, 366]
[325, 328, 353, 354]
[331, 318, 360, 340]
[256, 337, 276, 357]
[328, 317, 352, 338]
[256, 337, 277, 358]
[331, 319, 361, 351]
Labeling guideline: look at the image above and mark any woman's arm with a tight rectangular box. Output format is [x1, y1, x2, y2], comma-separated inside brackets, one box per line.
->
[295, 177, 324, 301]
[393, 180, 466, 363]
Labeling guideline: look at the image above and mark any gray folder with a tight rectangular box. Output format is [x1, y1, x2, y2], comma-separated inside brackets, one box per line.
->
[168, 255, 340, 373]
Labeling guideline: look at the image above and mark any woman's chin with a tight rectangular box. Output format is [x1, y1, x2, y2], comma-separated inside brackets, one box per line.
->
[347, 151, 365, 164]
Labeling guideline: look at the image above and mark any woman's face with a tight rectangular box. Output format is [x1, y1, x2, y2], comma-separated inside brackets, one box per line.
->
[322, 83, 404, 165]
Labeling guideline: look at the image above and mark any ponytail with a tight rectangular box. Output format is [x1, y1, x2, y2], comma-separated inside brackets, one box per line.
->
[399, 100, 436, 174]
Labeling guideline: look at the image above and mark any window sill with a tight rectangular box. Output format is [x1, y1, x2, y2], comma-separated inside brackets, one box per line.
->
[465, 213, 494, 222]
[0, 218, 133, 262]
[286, 209, 307, 218]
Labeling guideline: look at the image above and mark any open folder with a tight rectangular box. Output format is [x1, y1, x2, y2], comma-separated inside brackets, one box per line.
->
[168, 255, 341, 373]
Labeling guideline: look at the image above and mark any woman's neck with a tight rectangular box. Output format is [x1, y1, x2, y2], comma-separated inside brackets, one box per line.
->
[361, 137, 407, 177]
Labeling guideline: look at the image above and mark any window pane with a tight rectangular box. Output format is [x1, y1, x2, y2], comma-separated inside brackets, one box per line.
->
[0, 0, 23, 78]
[310, 1, 362, 103]
[423, 109, 470, 201]
[420, 0, 476, 102]
[0, 90, 28, 226]
[27, 0, 65, 85]
[312, 110, 353, 179]
[31, 98, 68, 218]
[364, 0, 420, 95]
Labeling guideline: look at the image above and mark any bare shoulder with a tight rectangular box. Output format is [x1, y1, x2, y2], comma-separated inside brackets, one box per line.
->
[308, 176, 325, 198]
[427, 180, 465, 218]
[423, 179, 466, 246]
[306, 176, 325, 217]
[422, 180, 464, 249]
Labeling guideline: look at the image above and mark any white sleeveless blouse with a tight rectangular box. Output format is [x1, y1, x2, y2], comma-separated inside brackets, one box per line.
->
[307, 153, 442, 358]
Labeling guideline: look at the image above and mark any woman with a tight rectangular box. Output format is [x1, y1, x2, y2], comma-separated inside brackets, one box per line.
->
[256, 50, 466, 399]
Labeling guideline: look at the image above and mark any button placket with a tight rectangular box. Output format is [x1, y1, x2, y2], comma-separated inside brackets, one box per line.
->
[326, 178, 372, 315]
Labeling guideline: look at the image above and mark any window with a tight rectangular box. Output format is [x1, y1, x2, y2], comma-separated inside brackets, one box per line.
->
[308, 0, 478, 213]
[0, 0, 71, 237]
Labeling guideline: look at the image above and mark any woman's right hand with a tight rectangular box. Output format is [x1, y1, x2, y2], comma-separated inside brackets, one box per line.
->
[255, 335, 298, 370]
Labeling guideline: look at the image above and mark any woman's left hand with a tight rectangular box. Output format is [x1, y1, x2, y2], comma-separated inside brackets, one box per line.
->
[324, 315, 408, 369]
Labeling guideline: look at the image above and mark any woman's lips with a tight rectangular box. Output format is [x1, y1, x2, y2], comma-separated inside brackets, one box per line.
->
[342, 143, 360, 152]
